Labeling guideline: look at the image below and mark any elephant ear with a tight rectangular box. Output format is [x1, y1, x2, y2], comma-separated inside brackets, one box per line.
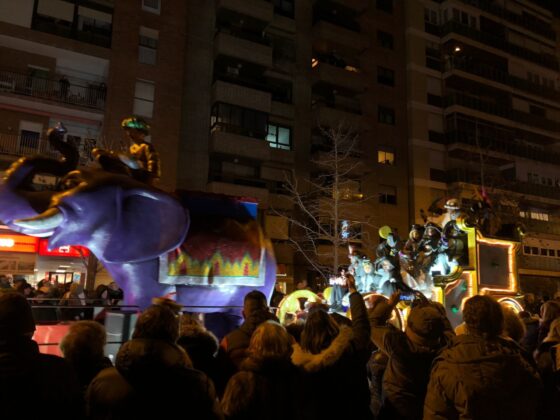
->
[103, 188, 189, 264]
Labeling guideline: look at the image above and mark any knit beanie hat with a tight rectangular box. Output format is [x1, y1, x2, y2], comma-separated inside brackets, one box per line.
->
[407, 304, 445, 342]
[0, 291, 36, 337]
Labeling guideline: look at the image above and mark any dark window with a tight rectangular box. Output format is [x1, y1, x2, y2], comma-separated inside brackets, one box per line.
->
[378, 106, 395, 125]
[430, 168, 447, 182]
[19, 130, 40, 151]
[523, 246, 531, 255]
[427, 94, 442, 107]
[210, 102, 268, 139]
[377, 31, 394, 49]
[541, 248, 548, 256]
[377, 66, 395, 86]
[531, 246, 539, 255]
[529, 105, 546, 117]
[376, 0, 393, 13]
[267, 124, 292, 150]
[379, 185, 397, 204]
[548, 249, 555, 257]
[272, 0, 294, 19]
[428, 131, 446, 144]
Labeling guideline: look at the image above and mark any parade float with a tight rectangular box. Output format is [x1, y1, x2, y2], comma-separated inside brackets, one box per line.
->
[277, 197, 525, 329]
[0, 121, 276, 336]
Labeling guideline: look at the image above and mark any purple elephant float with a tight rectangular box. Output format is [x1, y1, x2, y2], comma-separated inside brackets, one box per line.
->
[0, 127, 276, 333]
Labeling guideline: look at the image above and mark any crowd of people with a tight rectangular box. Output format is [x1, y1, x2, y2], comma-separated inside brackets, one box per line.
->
[0, 274, 559, 419]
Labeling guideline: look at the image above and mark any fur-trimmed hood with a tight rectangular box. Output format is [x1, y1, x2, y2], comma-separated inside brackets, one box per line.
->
[291, 326, 353, 372]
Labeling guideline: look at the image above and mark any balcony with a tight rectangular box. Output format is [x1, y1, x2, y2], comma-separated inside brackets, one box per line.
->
[210, 129, 271, 161]
[214, 31, 273, 68]
[0, 69, 106, 111]
[0, 132, 95, 166]
[519, 255, 560, 272]
[207, 179, 270, 204]
[440, 21, 559, 70]
[445, 60, 560, 102]
[212, 80, 271, 112]
[312, 62, 365, 93]
[312, 21, 369, 55]
[446, 169, 560, 201]
[445, 131, 560, 165]
[216, 0, 273, 22]
[32, 13, 112, 48]
[313, 103, 366, 130]
[457, 0, 556, 41]
[329, 0, 368, 12]
[444, 93, 560, 133]
[271, 101, 294, 119]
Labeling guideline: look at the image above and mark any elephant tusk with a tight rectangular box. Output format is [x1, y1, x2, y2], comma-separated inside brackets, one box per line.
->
[13, 208, 64, 230]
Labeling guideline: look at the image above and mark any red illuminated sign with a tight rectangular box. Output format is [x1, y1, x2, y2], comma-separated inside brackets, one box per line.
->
[38, 239, 90, 258]
[0, 234, 38, 253]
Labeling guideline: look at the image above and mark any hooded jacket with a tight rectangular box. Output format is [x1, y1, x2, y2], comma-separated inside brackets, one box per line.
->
[221, 356, 299, 420]
[87, 339, 222, 420]
[291, 292, 373, 420]
[424, 334, 542, 420]
[369, 300, 452, 420]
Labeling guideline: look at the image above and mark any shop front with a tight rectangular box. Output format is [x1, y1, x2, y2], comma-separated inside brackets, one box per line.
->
[0, 231, 38, 282]
[35, 239, 89, 286]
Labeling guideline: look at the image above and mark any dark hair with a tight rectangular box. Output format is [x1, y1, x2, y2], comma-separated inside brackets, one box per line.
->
[300, 309, 339, 354]
[95, 284, 109, 299]
[463, 295, 504, 338]
[243, 290, 268, 315]
[133, 305, 179, 342]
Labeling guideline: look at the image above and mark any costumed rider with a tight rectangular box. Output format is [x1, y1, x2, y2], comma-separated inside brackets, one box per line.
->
[328, 266, 348, 313]
[374, 226, 411, 297]
[92, 116, 161, 185]
[400, 224, 425, 277]
[441, 198, 465, 265]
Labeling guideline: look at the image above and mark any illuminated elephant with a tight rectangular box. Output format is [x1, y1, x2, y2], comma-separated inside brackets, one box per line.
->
[0, 129, 276, 330]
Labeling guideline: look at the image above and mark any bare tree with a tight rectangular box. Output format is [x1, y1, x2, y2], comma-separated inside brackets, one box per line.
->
[76, 248, 105, 292]
[273, 124, 374, 281]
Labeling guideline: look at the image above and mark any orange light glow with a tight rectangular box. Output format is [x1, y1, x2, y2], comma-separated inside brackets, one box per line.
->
[476, 232, 518, 294]
[0, 234, 38, 253]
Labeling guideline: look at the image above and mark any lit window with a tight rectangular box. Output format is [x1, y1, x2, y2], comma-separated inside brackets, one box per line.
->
[377, 149, 395, 165]
[142, 0, 160, 14]
[133, 80, 155, 118]
[311, 58, 319, 68]
[139, 27, 158, 65]
[266, 124, 291, 150]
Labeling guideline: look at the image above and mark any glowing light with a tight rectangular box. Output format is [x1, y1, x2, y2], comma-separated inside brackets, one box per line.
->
[498, 297, 524, 313]
[311, 58, 319, 68]
[476, 232, 518, 294]
[277, 290, 322, 324]
[0, 238, 14, 247]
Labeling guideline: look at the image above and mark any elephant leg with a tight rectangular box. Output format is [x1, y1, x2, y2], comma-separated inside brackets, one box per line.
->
[103, 259, 176, 310]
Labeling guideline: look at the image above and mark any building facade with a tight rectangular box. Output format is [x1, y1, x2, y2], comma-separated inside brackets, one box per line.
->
[406, 0, 560, 296]
[180, 0, 410, 288]
[0, 0, 186, 284]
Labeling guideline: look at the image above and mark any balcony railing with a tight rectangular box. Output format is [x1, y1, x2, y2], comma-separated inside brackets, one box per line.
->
[32, 14, 112, 48]
[444, 93, 560, 132]
[446, 169, 560, 200]
[0, 69, 106, 110]
[445, 130, 560, 165]
[0, 132, 96, 166]
[440, 21, 558, 70]
[458, 0, 556, 41]
[446, 60, 560, 101]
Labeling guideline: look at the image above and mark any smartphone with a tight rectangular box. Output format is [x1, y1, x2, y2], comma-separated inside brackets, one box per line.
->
[399, 291, 416, 301]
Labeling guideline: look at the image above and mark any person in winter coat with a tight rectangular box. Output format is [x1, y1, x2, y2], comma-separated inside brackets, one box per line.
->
[86, 304, 222, 420]
[221, 321, 299, 420]
[534, 317, 560, 419]
[60, 321, 113, 393]
[0, 291, 84, 419]
[369, 292, 453, 420]
[291, 274, 373, 420]
[538, 300, 560, 345]
[424, 295, 542, 420]
[519, 310, 540, 353]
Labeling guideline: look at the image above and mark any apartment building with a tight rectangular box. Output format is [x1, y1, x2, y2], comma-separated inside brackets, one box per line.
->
[180, 0, 409, 287]
[0, 0, 186, 284]
[407, 0, 560, 295]
[0, 0, 186, 191]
